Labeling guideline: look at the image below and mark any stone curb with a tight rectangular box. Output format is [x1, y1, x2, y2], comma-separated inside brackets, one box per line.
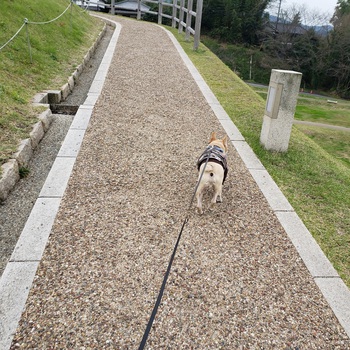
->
[0, 22, 108, 202]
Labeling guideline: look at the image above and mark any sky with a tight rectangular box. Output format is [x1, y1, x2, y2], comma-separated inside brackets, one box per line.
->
[269, 0, 338, 24]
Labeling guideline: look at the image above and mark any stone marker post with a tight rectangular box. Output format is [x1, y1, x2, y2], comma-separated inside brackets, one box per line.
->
[260, 69, 302, 152]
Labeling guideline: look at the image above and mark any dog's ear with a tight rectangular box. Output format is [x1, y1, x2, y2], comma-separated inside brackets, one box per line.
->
[209, 131, 217, 143]
[222, 135, 228, 151]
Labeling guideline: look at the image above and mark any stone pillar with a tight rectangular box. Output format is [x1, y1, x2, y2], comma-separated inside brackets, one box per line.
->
[260, 69, 302, 152]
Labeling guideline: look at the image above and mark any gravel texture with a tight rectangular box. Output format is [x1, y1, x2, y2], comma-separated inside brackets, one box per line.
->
[10, 17, 350, 349]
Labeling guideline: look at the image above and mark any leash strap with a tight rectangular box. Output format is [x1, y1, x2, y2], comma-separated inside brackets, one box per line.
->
[138, 155, 211, 350]
[138, 217, 188, 350]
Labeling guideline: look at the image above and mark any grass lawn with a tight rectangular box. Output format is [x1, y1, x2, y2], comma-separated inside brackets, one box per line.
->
[169, 28, 350, 288]
[295, 125, 350, 168]
[0, 0, 104, 169]
[295, 101, 350, 128]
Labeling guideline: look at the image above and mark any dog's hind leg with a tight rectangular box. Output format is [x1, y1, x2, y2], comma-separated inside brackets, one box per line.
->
[211, 183, 223, 207]
[196, 190, 204, 214]
[216, 189, 223, 203]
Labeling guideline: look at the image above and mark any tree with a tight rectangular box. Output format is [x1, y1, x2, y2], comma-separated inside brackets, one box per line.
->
[201, 0, 273, 44]
[326, 0, 350, 97]
[202, 0, 226, 32]
[261, 3, 340, 90]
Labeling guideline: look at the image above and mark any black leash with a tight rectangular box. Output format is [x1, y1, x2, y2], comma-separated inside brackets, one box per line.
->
[138, 155, 211, 350]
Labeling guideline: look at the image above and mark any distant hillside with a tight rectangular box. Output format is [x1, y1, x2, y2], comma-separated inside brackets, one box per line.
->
[268, 14, 333, 36]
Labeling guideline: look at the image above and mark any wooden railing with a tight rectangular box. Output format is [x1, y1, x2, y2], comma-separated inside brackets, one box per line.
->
[139, 0, 203, 50]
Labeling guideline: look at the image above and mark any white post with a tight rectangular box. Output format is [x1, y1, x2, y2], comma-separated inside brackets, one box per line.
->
[260, 69, 302, 152]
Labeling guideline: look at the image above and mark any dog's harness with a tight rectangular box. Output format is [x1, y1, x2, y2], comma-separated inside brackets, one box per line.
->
[197, 145, 228, 183]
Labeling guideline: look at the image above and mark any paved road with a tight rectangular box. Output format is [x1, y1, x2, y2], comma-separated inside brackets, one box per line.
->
[294, 119, 350, 131]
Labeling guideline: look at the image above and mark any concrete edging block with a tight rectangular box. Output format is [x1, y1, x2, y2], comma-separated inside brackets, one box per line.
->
[29, 121, 45, 149]
[232, 141, 265, 170]
[68, 75, 75, 92]
[11, 197, 62, 262]
[39, 157, 76, 198]
[38, 108, 53, 132]
[198, 83, 220, 105]
[0, 160, 20, 202]
[84, 51, 91, 65]
[275, 211, 339, 277]
[73, 64, 84, 81]
[89, 79, 105, 94]
[60, 83, 70, 101]
[314, 277, 350, 338]
[209, 103, 232, 121]
[14, 139, 33, 168]
[46, 90, 62, 104]
[249, 169, 294, 211]
[219, 119, 245, 141]
[95, 62, 111, 79]
[72, 69, 80, 82]
[32, 92, 48, 104]
[84, 92, 100, 106]
[0, 261, 40, 350]
[57, 129, 86, 158]
[70, 106, 94, 130]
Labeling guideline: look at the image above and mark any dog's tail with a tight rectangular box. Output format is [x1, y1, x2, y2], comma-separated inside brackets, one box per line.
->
[204, 163, 215, 178]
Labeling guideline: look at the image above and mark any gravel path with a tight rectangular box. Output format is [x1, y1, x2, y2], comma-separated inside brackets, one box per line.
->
[9, 17, 350, 349]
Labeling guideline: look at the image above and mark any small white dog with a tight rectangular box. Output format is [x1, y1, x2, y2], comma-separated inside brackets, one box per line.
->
[196, 132, 228, 214]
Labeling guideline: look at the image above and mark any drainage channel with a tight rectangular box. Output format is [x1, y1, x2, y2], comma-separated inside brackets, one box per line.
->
[0, 110, 75, 277]
[50, 104, 80, 115]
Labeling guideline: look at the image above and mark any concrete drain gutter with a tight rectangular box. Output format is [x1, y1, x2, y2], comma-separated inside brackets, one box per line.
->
[50, 104, 80, 115]
[0, 21, 108, 203]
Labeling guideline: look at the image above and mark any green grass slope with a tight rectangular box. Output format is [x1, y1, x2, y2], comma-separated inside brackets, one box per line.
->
[0, 0, 104, 166]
